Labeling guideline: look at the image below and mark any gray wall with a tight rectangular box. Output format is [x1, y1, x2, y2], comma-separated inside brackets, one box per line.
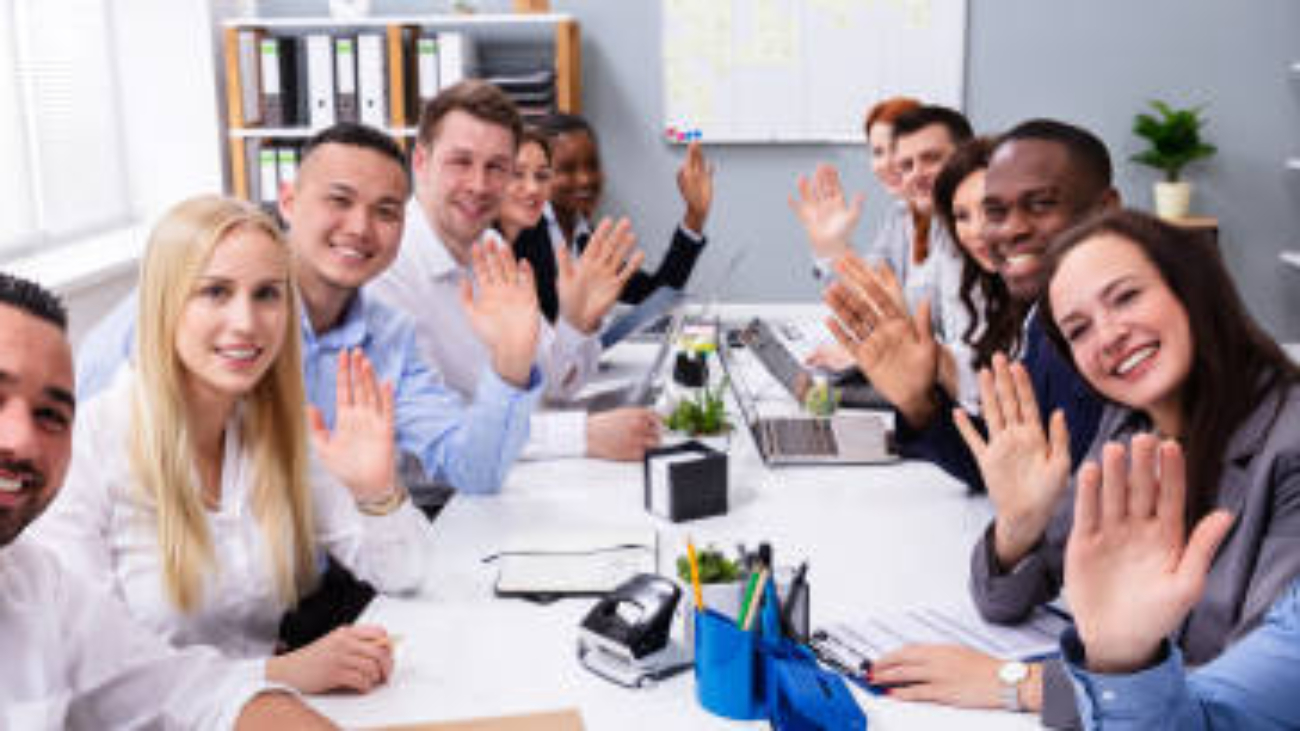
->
[263, 0, 1300, 340]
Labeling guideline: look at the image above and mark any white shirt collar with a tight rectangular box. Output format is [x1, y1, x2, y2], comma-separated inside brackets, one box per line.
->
[405, 199, 465, 281]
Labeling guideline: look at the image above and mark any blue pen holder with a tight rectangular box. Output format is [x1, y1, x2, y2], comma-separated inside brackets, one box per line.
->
[694, 607, 765, 720]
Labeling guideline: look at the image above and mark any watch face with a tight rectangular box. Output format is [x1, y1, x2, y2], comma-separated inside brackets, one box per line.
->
[999, 661, 1028, 684]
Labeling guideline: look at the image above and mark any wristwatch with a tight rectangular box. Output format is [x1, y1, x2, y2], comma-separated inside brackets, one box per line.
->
[997, 660, 1029, 711]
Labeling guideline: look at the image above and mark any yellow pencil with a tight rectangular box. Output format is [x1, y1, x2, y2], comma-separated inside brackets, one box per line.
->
[686, 539, 705, 610]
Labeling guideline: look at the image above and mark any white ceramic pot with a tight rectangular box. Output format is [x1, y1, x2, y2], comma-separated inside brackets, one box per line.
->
[1154, 181, 1193, 220]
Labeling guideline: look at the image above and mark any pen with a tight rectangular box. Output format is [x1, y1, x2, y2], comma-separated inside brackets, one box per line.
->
[741, 568, 769, 631]
[737, 569, 760, 627]
[686, 539, 705, 610]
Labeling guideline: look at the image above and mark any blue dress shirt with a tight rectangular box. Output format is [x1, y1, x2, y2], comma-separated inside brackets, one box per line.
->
[1064, 578, 1300, 730]
[76, 289, 540, 496]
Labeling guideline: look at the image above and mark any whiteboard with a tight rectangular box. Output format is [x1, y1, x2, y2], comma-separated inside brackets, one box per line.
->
[661, 0, 967, 144]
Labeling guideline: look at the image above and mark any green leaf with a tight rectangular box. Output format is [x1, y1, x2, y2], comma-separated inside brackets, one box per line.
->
[1130, 100, 1215, 181]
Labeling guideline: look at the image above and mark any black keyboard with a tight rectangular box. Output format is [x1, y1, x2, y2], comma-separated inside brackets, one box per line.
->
[764, 418, 838, 457]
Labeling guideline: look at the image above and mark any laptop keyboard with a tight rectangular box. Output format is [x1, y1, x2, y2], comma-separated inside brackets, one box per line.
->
[765, 418, 839, 457]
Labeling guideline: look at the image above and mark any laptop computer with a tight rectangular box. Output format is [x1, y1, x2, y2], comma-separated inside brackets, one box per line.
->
[719, 327, 897, 466]
[583, 311, 688, 413]
[739, 318, 891, 410]
[599, 287, 685, 350]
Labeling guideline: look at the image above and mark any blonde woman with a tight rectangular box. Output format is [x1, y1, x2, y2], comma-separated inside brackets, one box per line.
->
[33, 195, 434, 694]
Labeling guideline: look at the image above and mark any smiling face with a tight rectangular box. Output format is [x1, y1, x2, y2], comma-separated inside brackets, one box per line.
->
[951, 168, 993, 271]
[893, 123, 958, 215]
[1050, 233, 1192, 435]
[868, 121, 904, 197]
[175, 226, 291, 417]
[549, 129, 603, 222]
[281, 142, 408, 298]
[413, 109, 516, 260]
[500, 140, 553, 234]
[982, 139, 1101, 301]
[0, 304, 74, 547]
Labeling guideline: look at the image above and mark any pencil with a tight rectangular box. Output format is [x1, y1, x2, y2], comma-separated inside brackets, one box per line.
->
[742, 569, 769, 631]
[686, 539, 705, 610]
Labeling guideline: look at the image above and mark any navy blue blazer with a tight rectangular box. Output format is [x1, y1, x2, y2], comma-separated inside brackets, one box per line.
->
[512, 220, 705, 323]
[894, 310, 1103, 493]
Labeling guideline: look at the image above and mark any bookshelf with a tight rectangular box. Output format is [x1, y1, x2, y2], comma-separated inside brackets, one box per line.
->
[219, 13, 581, 202]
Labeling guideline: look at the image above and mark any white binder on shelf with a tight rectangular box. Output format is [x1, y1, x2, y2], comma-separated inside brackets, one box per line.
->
[416, 35, 440, 106]
[333, 36, 358, 124]
[258, 146, 279, 208]
[357, 34, 387, 128]
[437, 31, 476, 89]
[305, 34, 336, 130]
[276, 147, 299, 187]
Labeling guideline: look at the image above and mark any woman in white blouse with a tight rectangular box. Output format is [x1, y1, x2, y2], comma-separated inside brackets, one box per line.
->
[34, 195, 432, 694]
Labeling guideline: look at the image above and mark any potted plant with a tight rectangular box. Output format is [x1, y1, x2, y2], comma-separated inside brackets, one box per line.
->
[1131, 100, 1217, 220]
[665, 378, 732, 450]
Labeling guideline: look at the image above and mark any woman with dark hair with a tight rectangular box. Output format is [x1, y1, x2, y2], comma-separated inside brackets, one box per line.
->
[869, 209, 1300, 725]
[930, 137, 1026, 408]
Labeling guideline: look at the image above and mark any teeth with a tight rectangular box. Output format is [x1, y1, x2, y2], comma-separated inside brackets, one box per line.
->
[220, 347, 258, 360]
[1116, 346, 1156, 376]
[1006, 253, 1037, 267]
[0, 476, 21, 493]
[334, 245, 367, 261]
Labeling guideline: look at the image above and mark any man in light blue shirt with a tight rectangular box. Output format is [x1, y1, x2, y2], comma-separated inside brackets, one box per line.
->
[1059, 435, 1300, 730]
[76, 123, 543, 501]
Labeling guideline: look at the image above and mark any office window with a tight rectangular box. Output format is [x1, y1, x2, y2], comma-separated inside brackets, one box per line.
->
[0, 0, 130, 260]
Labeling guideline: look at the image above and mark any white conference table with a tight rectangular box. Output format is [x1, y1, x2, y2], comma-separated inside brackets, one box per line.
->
[308, 305, 1044, 730]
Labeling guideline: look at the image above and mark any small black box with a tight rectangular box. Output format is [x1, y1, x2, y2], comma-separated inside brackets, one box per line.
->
[643, 441, 728, 522]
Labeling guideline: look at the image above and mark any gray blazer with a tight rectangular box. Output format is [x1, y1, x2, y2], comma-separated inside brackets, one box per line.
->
[969, 385, 1300, 728]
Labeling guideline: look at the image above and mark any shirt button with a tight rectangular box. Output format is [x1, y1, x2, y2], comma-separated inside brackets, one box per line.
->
[1101, 690, 1117, 703]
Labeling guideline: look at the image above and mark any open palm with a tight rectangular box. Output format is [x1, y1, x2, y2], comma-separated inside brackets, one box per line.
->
[1066, 437, 1234, 673]
[556, 217, 644, 334]
[462, 239, 541, 388]
[954, 354, 1072, 561]
[308, 348, 397, 503]
[789, 163, 863, 261]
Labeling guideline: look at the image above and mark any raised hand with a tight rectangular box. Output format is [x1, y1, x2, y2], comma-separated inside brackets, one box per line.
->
[823, 253, 938, 426]
[953, 353, 1072, 567]
[266, 624, 395, 694]
[308, 348, 397, 504]
[1066, 437, 1235, 674]
[556, 217, 645, 334]
[586, 407, 661, 461]
[677, 140, 714, 233]
[788, 163, 864, 261]
[461, 238, 541, 389]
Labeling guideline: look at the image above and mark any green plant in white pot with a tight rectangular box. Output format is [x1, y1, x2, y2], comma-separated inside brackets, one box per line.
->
[1131, 100, 1216, 220]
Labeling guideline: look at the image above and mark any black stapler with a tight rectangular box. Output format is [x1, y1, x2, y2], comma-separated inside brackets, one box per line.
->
[576, 573, 691, 688]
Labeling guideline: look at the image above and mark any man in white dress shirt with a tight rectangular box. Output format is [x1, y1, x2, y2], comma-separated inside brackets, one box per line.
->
[0, 273, 334, 730]
[371, 80, 661, 460]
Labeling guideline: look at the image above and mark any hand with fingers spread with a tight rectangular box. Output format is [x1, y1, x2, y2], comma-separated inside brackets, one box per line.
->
[823, 253, 939, 426]
[953, 353, 1073, 568]
[1066, 436, 1235, 674]
[462, 238, 541, 389]
[788, 163, 864, 262]
[266, 624, 395, 694]
[870, 644, 1034, 710]
[677, 141, 714, 233]
[556, 217, 645, 334]
[586, 407, 662, 461]
[308, 348, 397, 503]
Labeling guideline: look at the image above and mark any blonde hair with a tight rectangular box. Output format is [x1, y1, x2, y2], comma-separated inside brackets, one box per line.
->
[131, 195, 316, 612]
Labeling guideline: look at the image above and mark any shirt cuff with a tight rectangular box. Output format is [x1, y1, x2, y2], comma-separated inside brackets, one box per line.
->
[1062, 627, 1183, 726]
[677, 223, 706, 243]
[522, 410, 588, 459]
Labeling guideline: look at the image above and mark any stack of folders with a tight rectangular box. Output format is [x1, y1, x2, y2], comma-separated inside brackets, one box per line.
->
[485, 67, 557, 119]
[233, 30, 417, 131]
